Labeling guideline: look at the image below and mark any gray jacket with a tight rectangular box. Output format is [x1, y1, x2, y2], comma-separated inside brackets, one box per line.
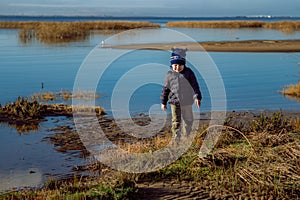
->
[161, 66, 202, 106]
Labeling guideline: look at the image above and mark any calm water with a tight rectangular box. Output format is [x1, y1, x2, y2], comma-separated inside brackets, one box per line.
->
[1, 28, 300, 112]
[1, 19, 300, 191]
[1, 15, 300, 24]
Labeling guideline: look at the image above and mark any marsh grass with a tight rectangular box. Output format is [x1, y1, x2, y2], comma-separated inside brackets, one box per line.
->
[280, 80, 300, 99]
[0, 97, 45, 119]
[1, 112, 299, 199]
[31, 90, 100, 102]
[166, 20, 300, 33]
[0, 21, 160, 43]
[0, 92, 105, 123]
[141, 113, 299, 198]
[167, 20, 264, 28]
[122, 112, 299, 198]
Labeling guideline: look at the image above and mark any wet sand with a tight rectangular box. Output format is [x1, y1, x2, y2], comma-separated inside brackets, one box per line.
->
[105, 40, 300, 52]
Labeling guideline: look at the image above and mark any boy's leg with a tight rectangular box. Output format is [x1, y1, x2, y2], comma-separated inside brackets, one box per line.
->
[181, 105, 193, 137]
[170, 104, 181, 139]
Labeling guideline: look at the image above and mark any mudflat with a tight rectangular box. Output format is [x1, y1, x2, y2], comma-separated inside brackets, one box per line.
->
[105, 40, 300, 52]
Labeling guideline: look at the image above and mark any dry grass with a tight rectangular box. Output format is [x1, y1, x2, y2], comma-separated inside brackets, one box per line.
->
[166, 20, 300, 33]
[0, 21, 160, 30]
[0, 21, 160, 43]
[31, 90, 100, 102]
[1, 111, 299, 199]
[280, 81, 300, 98]
[77, 112, 300, 198]
[158, 112, 300, 198]
[166, 20, 264, 28]
[263, 21, 300, 33]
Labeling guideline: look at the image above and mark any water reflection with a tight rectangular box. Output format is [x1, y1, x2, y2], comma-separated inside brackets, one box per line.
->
[0, 117, 88, 193]
[0, 168, 43, 192]
[18, 29, 89, 45]
[7, 122, 39, 135]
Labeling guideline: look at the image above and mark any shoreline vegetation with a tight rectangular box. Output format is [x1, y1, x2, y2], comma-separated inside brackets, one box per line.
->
[1, 19, 300, 198]
[0, 21, 160, 43]
[0, 91, 105, 133]
[1, 109, 300, 199]
[0, 20, 300, 44]
[166, 20, 300, 33]
[280, 81, 300, 101]
[0, 92, 300, 198]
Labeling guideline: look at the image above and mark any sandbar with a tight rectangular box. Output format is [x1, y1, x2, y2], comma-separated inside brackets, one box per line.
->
[105, 40, 300, 52]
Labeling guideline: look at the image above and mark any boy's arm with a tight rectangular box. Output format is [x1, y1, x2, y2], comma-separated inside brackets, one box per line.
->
[190, 70, 202, 101]
[160, 73, 171, 107]
[161, 86, 170, 106]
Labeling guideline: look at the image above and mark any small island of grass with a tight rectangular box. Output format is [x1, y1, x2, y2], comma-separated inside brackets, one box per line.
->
[0, 21, 160, 43]
[280, 81, 300, 101]
[166, 20, 300, 33]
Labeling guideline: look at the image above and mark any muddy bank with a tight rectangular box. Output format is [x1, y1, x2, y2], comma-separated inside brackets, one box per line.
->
[44, 110, 300, 157]
[46, 110, 300, 199]
[0, 100, 104, 134]
[1, 109, 300, 199]
[105, 40, 300, 52]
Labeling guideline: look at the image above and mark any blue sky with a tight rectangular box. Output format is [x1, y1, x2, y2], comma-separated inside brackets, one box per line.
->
[0, 0, 299, 17]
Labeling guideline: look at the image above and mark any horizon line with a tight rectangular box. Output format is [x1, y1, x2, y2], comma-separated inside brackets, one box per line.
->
[1, 14, 300, 18]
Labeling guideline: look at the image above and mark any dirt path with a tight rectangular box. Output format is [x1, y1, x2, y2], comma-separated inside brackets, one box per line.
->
[136, 181, 211, 200]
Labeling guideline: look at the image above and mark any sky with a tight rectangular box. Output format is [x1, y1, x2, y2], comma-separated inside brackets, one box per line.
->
[0, 0, 300, 17]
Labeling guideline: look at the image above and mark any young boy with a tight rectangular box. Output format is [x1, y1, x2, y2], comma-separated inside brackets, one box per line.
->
[161, 48, 202, 141]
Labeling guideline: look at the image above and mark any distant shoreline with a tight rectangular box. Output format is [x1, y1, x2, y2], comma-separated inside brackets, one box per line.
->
[105, 40, 300, 52]
[1, 15, 300, 19]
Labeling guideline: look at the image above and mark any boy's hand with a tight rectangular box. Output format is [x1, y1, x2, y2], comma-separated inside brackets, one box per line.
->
[195, 99, 201, 108]
[161, 104, 167, 111]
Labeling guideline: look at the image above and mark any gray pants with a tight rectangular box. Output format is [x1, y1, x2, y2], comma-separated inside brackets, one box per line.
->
[170, 104, 193, 138]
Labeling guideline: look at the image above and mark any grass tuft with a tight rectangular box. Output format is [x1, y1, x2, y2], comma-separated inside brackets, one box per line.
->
[280, 81, 300, 98]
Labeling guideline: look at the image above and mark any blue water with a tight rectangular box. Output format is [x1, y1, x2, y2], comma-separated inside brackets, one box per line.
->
[1, 16, 300, 191]
[1, 15, 300, 24]
[1, 28, 300, 113]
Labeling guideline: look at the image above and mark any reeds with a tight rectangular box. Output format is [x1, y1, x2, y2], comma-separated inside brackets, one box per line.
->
[263, 21, 300, 33]
[31, 90, 100, 102]
[0, 92, 105, 121]
[1, 97, 45, 119]
[166, 20, 300, 33]
[0, 21, 160, 30]
[166, 20, 264, 28]
[1, 111, 299, 199]
[280, 81, 300, 98]
[0, 21, 160, 43]
[166, 112, 300, 198]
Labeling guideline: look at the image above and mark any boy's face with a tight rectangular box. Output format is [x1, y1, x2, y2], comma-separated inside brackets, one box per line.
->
[172, 64, 184, 73]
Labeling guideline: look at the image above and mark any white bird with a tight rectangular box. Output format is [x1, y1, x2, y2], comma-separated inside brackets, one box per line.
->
[101, 40, 105, 47]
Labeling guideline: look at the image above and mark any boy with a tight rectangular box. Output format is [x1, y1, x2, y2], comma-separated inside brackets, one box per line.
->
[161, 48, 202, 141]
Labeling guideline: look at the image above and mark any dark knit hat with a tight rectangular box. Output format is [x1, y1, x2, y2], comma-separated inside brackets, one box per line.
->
[170, 48, 188, 65]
